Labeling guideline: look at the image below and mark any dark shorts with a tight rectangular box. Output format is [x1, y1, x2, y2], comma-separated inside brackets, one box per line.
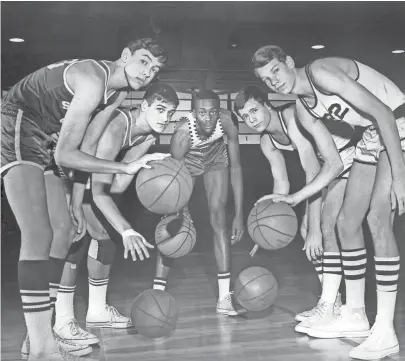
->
[185, 139, 229, 177]
[1, 105, 54, 174]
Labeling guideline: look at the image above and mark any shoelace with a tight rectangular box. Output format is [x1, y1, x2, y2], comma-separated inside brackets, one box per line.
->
[311, 302, 329, 319]
[106, 305, 121, 319]
[69, 320, 88, 337]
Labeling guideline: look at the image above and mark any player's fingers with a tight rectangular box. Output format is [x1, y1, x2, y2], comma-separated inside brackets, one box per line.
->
[250, 244, 259, 257]
[390, 188, 397, 211]
[132, 241, 143, 261]
[130, 245, 137, 262]
[305, 248, 311, 262]
[398, 195, 405, 215]
[124, 246, 129, 260]
[137, 240, 150, 259]
[140, 236, 154, 249]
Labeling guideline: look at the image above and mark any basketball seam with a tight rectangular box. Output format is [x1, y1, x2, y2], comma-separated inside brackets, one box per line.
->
[240, 280, 277, 302]
[135, 307, 174, 328]
[252, 223, 296, 238]
[235, 271, 270, 297]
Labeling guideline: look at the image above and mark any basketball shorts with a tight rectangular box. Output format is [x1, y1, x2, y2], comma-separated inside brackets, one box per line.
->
[355, 105, 405, 164]
[184, 139, 229, 177]
[1, 104, 55, 174]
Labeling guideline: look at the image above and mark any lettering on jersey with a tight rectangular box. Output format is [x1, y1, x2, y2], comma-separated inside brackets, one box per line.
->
[61, 101, 70, 110]
[322, 103, 350, 122]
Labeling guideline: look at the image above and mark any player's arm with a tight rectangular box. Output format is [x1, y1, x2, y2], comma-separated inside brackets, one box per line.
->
[260, 135, 290, 194]
[290, 101, 343, 205]
[222, 111, 244, 221]
[110, 136, 156, 193]
[54, 65, 131, 174]
[170, 120, 191, 161]
[311, 60, 405, 181]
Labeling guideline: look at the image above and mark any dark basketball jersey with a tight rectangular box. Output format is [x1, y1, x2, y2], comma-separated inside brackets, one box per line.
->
[2, 59, 119, 136]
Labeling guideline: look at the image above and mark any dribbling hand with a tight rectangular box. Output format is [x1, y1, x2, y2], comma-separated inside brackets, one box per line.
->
[254, 193, 302, 207]
[124, 153, 171, 174]
[250, 244, 260, 257]
[302, 231, 323, 261]
[69, 204, 87, 243]
[122, 229, 155, 261]
[391, 176, 405, 215]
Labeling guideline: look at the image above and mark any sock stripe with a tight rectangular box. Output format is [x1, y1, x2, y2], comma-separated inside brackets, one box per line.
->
[323, 252, 342, 275]
[375, 256, 400, 262]
[312, 260, 323, 274]
[217, 272, 230, 279]
[375, 261, 400, 268]
[342, 248, 366, 280]
[153, 279, 167, 285]
[375, 256, 400, 292]
[88, 278, 109, 286]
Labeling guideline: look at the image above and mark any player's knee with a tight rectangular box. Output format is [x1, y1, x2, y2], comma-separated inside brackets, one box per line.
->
[20, 225, 53, 258]
[320, 216, 336, 241]
[88, 238, 116, 265]
[366, 204, 391, 234]
[209, 204, 226, 230]
[52, 221, 76, 256]
[66, 235, 91, 265]
[336, 208, 361, 240]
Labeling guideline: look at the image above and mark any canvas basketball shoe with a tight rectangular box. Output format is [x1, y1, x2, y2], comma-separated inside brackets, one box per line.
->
[295, 301, 336, 334]
[53, 319, 99, 345]
[295, 293, 342, 322]
[307, 305, 370, 339]
[349, 323, 399, 360]
[86, 304, 132, 328]
[21, 332, 92, 360]
[216, 292, 247, 317]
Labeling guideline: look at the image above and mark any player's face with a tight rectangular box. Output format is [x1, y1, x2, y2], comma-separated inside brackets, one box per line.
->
[194, 99, 220, 136]
[238, 99, 271, 133]
[255, 58, 295, 95]
[144, 99, 176, 133]
[124, 49, 162, 90]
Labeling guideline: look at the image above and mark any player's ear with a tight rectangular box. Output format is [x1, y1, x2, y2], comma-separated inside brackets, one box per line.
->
[121, 48, 132, 64]
[140, 99, 149, 111]
[285, 56, 295, 69]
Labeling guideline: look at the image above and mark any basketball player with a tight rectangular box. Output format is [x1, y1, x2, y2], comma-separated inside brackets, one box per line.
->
[253, 45, 405, 359]
[47, 84, 177, 348]
[234, 86, 358, 334]
[1, 38, 167, 361]
[152, 90, 246, 316]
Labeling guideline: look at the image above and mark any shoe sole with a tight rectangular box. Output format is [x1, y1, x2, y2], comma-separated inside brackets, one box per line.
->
[349, 344, 399, 360]
[307, 328, 370, 339]
[86, 321, 133, 329]
[295, 324, 312, 334]
[21, 345, 92, 359]
[295, 315, 310, 322]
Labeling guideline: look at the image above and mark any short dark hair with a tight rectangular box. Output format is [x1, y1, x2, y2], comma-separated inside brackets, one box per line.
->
[192, 90, 220, 109]
[143, 83, 179, 107]
[234, 86, 271, 115]
[252, 45, 287, 69]
[126, 38, 167, 64]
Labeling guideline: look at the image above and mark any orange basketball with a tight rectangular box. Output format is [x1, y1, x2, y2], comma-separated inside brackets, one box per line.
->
[135, 157, 193, 215]
[247, 200, 298, 250]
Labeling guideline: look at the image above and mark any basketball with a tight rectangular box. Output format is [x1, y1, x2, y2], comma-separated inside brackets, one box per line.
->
[234, 266, 278, 312]
[131, 289, 178, 338]
[135, 157, 193, 215]
[155, 215, 197, 258]
[247, 199, 298, 250]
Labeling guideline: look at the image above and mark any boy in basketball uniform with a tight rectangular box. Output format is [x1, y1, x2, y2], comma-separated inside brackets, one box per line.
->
[253, 45, 405, 359]
[234, 86, 357, 334]
[1, 38, 166, 361]
[46, 84, 177, 350]
[152, 90, 246, 316]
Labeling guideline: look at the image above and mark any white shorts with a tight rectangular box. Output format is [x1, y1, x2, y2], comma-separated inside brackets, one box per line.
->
[355, 117, 405, 164]
[318, 145, 355, 179]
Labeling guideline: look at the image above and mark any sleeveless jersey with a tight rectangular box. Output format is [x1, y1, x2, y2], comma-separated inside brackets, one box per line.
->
[299, 60, 405, 127]
[186, 110, 225, 149]
[116, 107, 155, 150]
[2, 59, 119, 135]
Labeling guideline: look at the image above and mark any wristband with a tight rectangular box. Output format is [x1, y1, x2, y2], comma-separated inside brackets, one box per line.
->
[122, 229, 137, 239]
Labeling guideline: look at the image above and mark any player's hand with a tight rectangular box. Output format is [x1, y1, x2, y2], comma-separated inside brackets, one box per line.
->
[250, 244, 260, 257]
[124, 153, 171, 174]
[123, 231, 155, 261]
[69, 204, 87, 243]
[231, 214, 245, 244]
[254, 193, 302, 207]
[302, 231, 323, 261]
[391, 175, 405, 215]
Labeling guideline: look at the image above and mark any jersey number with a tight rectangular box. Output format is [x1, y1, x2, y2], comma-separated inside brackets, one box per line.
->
[47, 59, 78, 70]
[323, 103, 349, 122]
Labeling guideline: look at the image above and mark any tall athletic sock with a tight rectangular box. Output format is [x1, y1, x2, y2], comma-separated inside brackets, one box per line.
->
[321, 252, 342, 303]
[342, 248, 367, 309]
[48, 257, 65, 313]
[19, 260, 54, 354]
[375, 256, 400, 324]
[88, 277, 108, 313]
[54, 285, 76, 329]
[312, 259, 323, 284]
[218, 272, 231, 300]
[153, 277, 167, 291]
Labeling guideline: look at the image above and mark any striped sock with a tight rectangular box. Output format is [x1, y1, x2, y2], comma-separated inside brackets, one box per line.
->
[153, 277, 167, 291]
[375, 256, 400, 323]
[18, 260, 53, 353]
[54, 285, 76, 329]
[48, 257, 65, 312]
[321, 252, 342, 303]
[88, 277, 108, 313]
[342, 248, 367, 308]
[218, 272, 231, 300]
[312, 259, 323, 284]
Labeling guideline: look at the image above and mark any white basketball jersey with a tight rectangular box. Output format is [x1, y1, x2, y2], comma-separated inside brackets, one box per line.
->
[299, 60, 405, 127]
[186, 111, 225, 149]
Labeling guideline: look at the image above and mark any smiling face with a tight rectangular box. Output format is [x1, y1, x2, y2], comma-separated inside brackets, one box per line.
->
[238, 98, 271, 133]
[255, 57, 296, 95]
[193, 98, 220, 137]
[124, 48, 162, 90]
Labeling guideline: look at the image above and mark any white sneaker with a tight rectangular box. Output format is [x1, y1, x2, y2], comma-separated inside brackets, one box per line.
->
[307, 305, 370, 339]
[349, 323, 399, 360]
[21, 332, 92, 360]
[54, 319, 100, 345]
[295, 301, 335, 334]
[295, 293, 342, 322]
[216, 292, 247, 317]
[86, 305, 132, 328]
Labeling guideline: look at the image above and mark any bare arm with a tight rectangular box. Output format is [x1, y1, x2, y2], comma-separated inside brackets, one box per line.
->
[170, 121, 191, 161]
[311, 60, 405, 180]
[260, 135, 290, 195]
